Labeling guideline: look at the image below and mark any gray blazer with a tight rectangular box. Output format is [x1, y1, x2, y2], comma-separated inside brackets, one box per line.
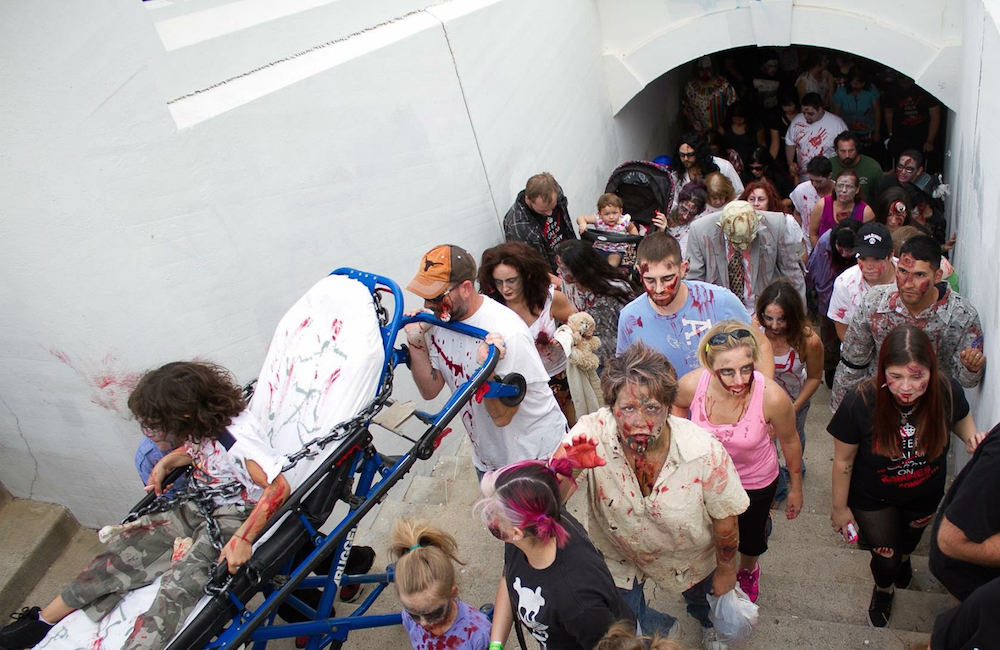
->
[685, 209, 806, 309]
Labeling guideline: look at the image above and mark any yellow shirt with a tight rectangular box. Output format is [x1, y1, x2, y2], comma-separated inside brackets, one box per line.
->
[565, 409, 749, 592]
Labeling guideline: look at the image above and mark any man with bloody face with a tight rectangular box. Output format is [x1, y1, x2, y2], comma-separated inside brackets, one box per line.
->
[616, 231, 775, 381]
[831, 234, 985, 410]
[828, 222, 897, 341]
[403, 245, 567, 477]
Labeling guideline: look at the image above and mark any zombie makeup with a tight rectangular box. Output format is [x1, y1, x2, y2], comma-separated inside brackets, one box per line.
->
[487, 521, 513, 542]
[555, 257, 575, 284]
[612, 385, 668, 455]
[834, 180, 858, 202]
[711, 348, 756, 395]
[762, 303, 787, 337]
[640, 260, 682, 308]
[746, 189, 769, 211]
[858, 256, 891, 284]
[887, 202, 907, 230]
[895, 254, 936, 305]
[885, 363, 931, 405]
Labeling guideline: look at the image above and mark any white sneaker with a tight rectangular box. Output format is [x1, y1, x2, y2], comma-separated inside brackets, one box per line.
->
[702, 627, 729, 650]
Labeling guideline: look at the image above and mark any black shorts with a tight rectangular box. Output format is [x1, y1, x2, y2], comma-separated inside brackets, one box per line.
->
[738, 478, 779, 557]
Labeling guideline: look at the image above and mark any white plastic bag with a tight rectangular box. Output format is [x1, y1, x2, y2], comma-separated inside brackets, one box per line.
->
[706, 585, 759, 646]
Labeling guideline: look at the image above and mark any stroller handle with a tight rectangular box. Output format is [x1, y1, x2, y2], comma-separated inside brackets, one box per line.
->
[580, 227, 644, 245]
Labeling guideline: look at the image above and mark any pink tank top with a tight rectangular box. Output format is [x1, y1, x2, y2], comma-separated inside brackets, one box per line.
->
[690, 370, 778, 490]
[817, 194, 867, 241]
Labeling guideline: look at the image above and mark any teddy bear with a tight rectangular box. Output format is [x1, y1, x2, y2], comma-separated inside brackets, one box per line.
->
[566, 312, 601, 372]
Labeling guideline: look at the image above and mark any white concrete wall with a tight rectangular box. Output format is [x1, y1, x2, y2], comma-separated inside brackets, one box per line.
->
[0, 0, 645, 526]
[945, 0, 1000, 434]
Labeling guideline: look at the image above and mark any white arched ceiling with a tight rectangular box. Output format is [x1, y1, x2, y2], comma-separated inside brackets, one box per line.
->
[600, 0, 964, 114]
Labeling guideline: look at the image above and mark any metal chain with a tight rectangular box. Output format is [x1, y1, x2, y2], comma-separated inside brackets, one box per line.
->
[125, 286, 396, 595]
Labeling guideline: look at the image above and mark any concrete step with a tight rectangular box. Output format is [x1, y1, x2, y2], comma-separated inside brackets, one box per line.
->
[0, 499, 78, 616]
[19, 527, 105, 611]
[745, 614, 929, 649]
[769, 510, 936, 557]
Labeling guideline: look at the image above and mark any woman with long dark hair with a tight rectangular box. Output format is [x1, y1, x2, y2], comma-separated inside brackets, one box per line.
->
[829, 325, 983, 628]
[554, 240, 635, 366]
[479, 242, 577, 423]
[651, 180, 708, 255]
[478, 460, 631, 649]
[746, 146, 795, 203]
[874, 187, 917, 234]
[754, 279, 822, 501]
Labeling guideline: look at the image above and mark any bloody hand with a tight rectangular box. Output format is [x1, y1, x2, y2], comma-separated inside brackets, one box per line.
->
[555, 434, 606, 470]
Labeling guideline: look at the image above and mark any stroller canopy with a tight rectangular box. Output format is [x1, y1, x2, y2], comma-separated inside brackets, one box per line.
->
[605, 160, 675, 228]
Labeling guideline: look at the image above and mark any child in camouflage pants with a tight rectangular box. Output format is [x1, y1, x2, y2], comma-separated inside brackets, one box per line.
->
[0, 362, 290, 650]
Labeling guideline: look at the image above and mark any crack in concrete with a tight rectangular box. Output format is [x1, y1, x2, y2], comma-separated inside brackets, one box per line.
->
[0, 395, 39, 497]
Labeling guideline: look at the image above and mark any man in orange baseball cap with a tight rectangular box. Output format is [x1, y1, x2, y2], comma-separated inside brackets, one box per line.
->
[403, 244, 567, 478]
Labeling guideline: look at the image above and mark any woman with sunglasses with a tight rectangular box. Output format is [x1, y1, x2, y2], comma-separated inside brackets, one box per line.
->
[829, 325, 982, 628]
[675, 320, 804, 603]
[479, 242, 578, 424]
[809, 168, 875, 249]
[479, 460, 632, 650]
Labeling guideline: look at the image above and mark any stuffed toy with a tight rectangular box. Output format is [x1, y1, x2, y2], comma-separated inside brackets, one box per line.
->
[567, 312, 601, 372]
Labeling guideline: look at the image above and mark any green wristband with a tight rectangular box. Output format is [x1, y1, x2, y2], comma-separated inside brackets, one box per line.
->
[488, 643, 503, 650]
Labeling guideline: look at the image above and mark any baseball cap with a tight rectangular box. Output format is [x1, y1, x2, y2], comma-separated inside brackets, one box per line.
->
[854, 222, 893, 259]
[407, 245, 477, 300]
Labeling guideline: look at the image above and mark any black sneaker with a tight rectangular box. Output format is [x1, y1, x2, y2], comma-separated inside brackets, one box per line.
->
[894, 558, 913, 590]
[868, 587, 893, 627]
[0, 607, 53, 650]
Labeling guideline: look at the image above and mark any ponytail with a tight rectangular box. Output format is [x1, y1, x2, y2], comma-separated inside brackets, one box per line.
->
[390, 520, 463, 599]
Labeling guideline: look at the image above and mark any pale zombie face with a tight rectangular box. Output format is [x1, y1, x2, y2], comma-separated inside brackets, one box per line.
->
[836, 140, 859, 166]
[834, 178, 859, 202]
[555, 256, 575, 284]
[526, 193, 557, 216]
[599, 205, 622, 227]
[612, 384, 668, 455]
[746, 188, 770, 211]
[677, 200, 700, 224]
[399, 587, 456, 636]
[895, 254, 939, 307]
[712, 347, 755, 395]
[885, 362, 931, 406]
[802, 106, 822, 124]
[895, 156, 921, 184]
[762, 303, 787, 337]
[809, 174, 832, 193]
[859, 255, 891, 285]
[492, 263, 523, 303]
[640, 259, 684, 308]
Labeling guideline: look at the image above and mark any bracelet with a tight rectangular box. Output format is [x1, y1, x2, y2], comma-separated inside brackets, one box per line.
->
[488, 643, 503, 650]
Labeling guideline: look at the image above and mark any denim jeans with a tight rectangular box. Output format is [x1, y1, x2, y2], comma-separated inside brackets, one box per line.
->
[774, 400, 809, 502]
[618, 573, 714, 635]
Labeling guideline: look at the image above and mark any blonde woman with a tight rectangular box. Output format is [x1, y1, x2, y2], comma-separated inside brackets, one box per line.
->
[675, 320, 804, 603]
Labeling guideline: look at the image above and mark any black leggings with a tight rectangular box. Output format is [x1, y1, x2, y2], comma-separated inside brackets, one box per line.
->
[738, 478, 778, 557]
[853, 502, 940, 588]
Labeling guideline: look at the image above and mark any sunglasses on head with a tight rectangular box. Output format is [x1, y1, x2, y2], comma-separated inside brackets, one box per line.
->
[706, 328, 754, 347]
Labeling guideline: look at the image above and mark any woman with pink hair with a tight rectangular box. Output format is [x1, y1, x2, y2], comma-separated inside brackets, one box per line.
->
[477, 460, 631, 649]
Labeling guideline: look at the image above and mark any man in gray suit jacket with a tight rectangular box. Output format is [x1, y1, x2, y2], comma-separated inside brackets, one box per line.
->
[686, 200, 806, 311]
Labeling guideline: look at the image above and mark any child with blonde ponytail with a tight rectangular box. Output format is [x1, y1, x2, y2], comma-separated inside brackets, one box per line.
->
[390, 520, 490, 650]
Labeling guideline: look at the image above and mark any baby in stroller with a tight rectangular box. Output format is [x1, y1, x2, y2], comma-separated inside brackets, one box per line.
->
[576, 193, 639, 267]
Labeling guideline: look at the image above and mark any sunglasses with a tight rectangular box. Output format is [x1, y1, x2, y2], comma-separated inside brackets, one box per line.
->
[426, 284, 459, 305]
[404, 601, 451, 626]
[749, 164, 765, 171]
[678, 151, 697, 159]
[706, 328, 754, 347]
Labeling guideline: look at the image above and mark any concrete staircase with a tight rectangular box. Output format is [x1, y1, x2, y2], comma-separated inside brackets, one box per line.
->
[0, 483, 104, 620]
[1, 383, 954, 649]
[345, 383, 956, 649]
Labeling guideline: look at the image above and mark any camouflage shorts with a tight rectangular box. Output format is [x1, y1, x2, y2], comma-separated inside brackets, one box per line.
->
[62, 501, 247, 650]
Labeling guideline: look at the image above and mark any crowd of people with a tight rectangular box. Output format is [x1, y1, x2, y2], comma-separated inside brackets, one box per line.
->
[0, 46, 996, 650]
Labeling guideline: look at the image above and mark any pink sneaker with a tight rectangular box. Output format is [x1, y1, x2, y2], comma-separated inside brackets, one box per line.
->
[737, 565, 761, 603]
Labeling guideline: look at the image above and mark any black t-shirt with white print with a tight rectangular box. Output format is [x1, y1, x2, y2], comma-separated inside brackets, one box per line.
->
[828, 377, 969, 511]
[503, 511, 630, 650]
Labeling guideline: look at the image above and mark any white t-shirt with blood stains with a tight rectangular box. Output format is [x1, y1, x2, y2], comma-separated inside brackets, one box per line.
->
[426, 296, 567, 471]
[184, 410, 285, 506]
[827, 263, 898, 325]
[784, 111, 848, 167]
